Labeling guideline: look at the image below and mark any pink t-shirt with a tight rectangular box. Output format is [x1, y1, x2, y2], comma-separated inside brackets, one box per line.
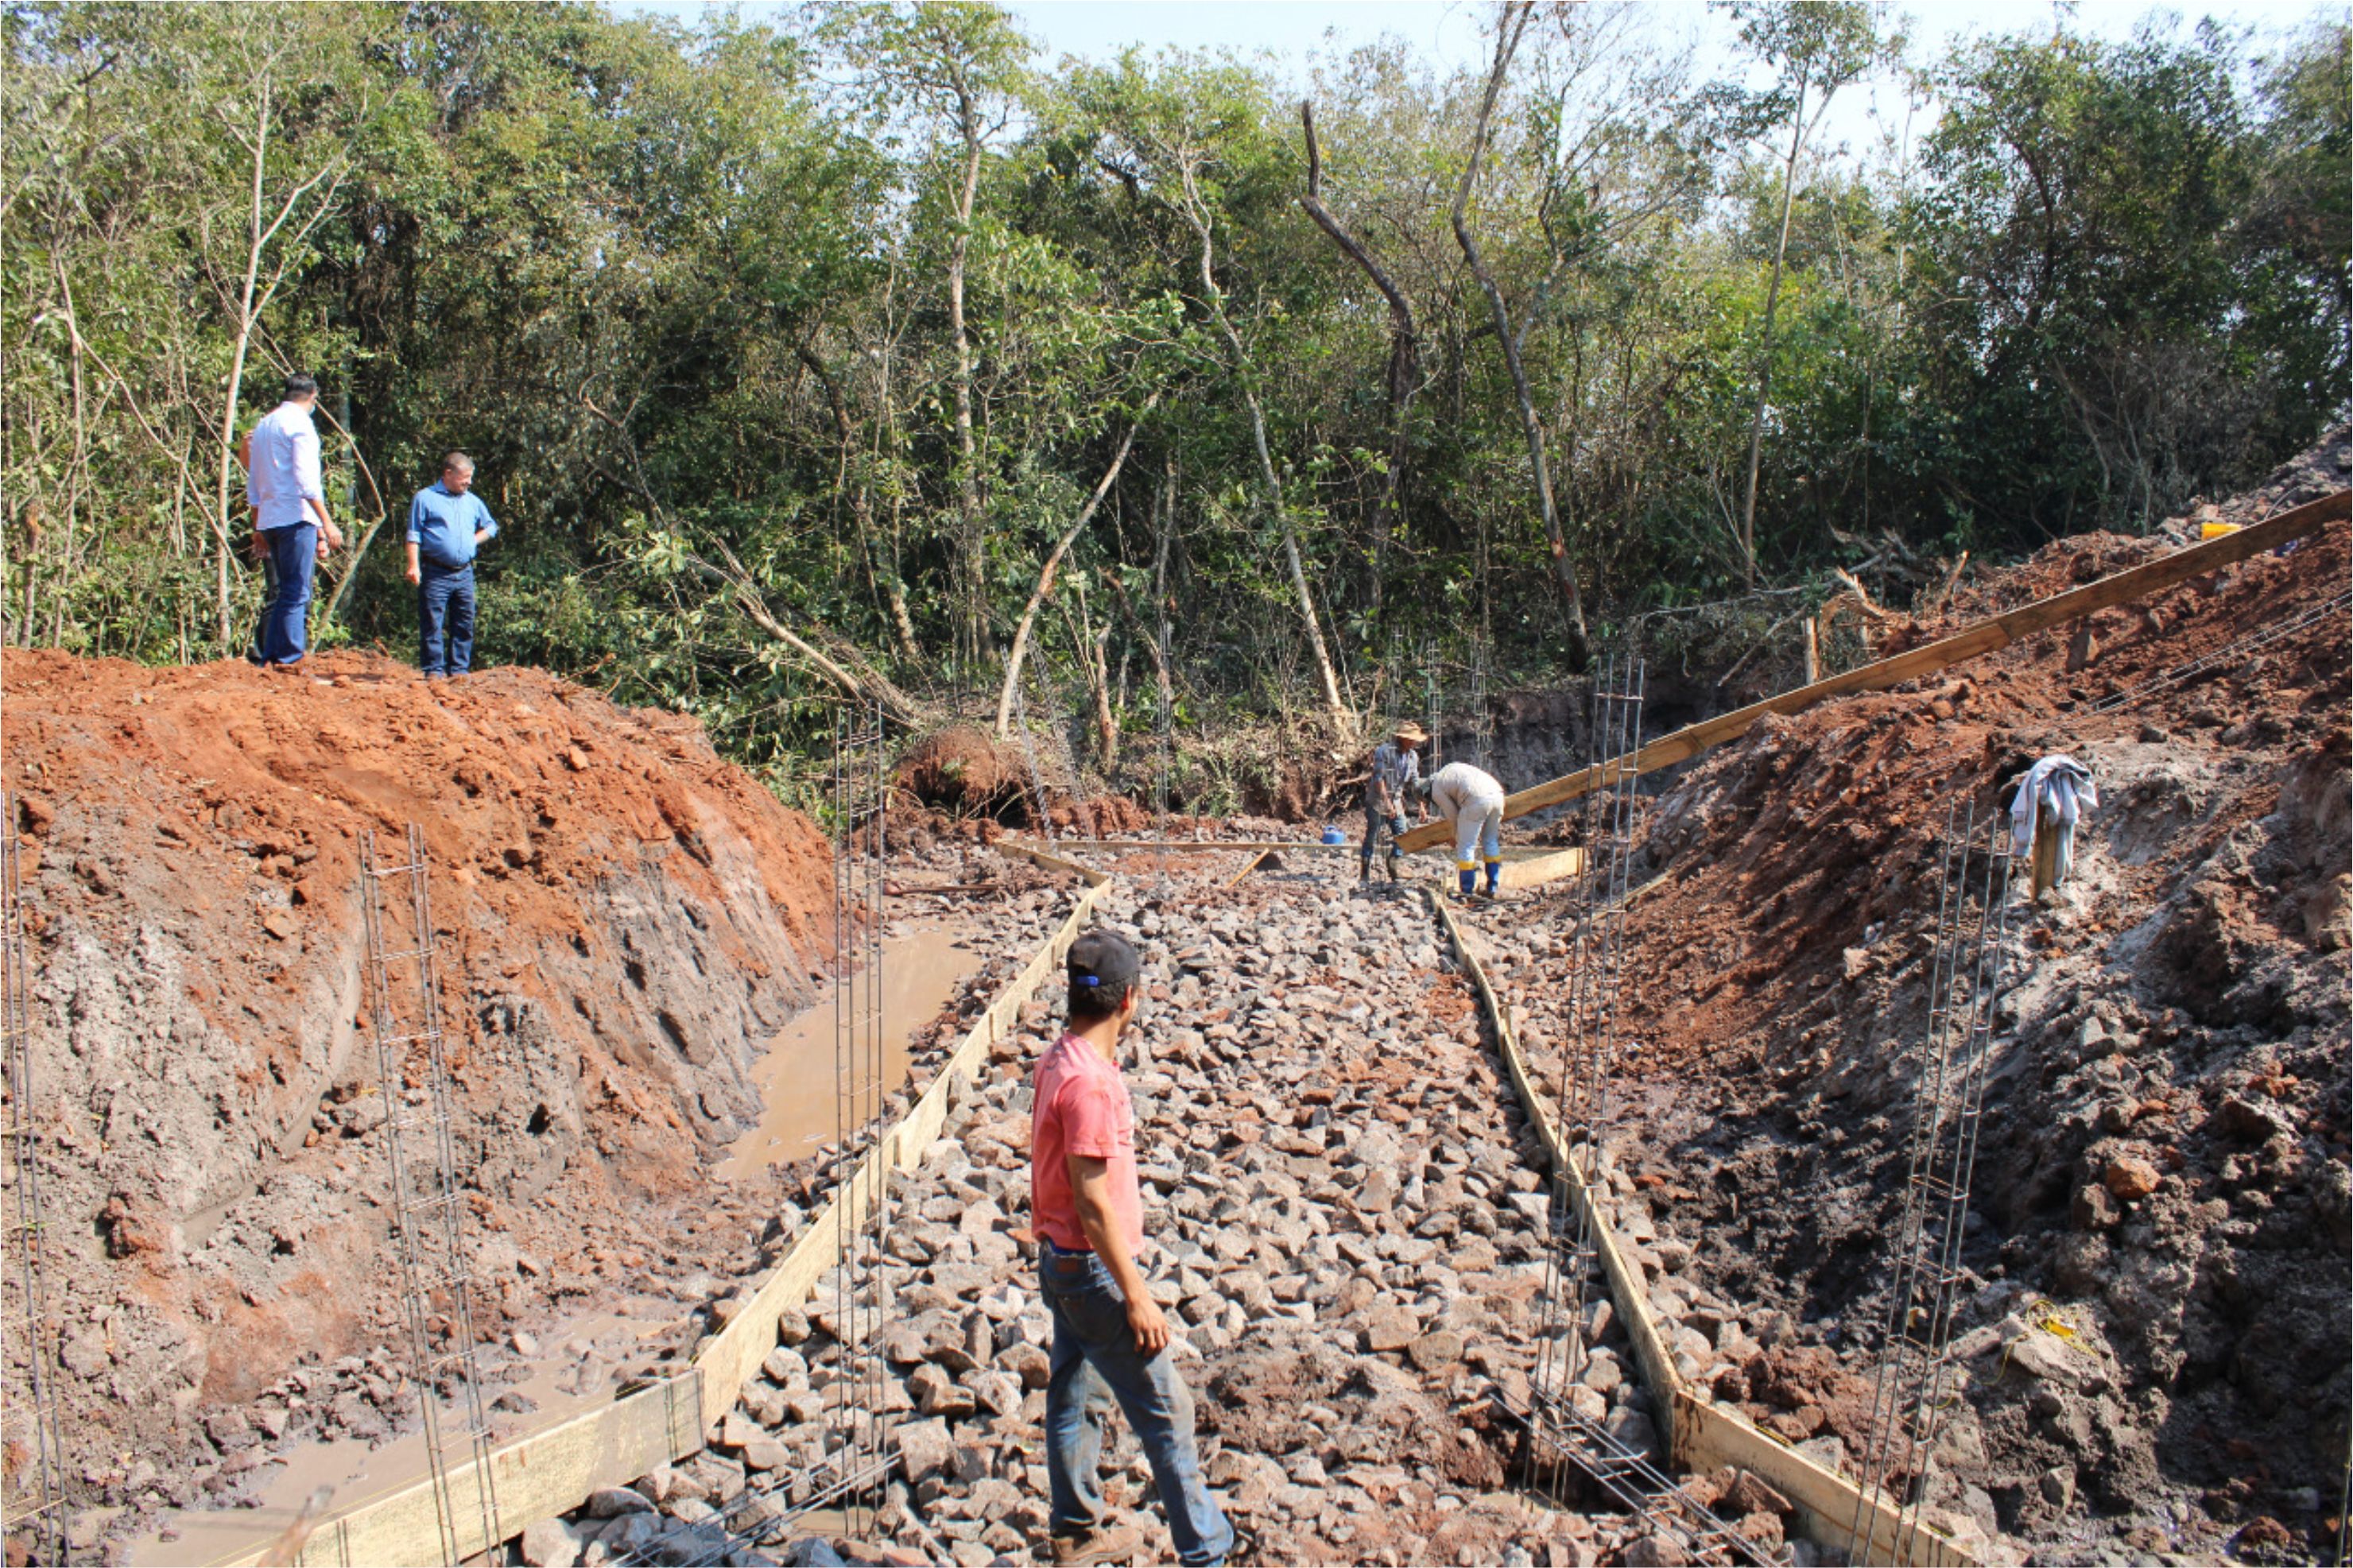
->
[1030, 1032, 1145, 1256]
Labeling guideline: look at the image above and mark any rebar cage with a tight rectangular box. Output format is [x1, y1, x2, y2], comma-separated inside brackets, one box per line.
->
[359, 823, 503, 1566]
[1847, 800, 2018, 1563]
[1, 793, 71, 1566]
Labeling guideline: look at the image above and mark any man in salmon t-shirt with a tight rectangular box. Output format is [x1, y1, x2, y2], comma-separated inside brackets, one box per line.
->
[1030, 928, 1233, 1567]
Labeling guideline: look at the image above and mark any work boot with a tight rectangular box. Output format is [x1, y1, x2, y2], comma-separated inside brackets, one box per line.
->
[1049, 1519, 1145, 1566]
[1457, 867, 1477, 897]
[1385, 853, 1402, 884]
[1359, 854, 1374, 883]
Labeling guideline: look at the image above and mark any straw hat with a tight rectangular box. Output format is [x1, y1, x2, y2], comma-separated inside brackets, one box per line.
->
[1393, 720, 1429, 745]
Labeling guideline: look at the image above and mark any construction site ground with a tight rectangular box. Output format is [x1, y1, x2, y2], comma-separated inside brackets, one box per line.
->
[2, 432, 2346, 1566]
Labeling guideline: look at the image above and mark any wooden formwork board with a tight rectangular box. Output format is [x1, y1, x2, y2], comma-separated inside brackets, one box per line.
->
[1397, 489, 2350, 853]
[1424, 893, 1680, 1411]
[238, 865, 1113, 1568]
[1496, 846, 1585, 890]
[1425, 894, 1979, 1568]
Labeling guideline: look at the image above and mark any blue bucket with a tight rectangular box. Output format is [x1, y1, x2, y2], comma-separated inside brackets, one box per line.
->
[1320, 826, 1347, 846]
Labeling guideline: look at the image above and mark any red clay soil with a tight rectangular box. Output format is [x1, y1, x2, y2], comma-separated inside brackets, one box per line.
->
[1581, 435, 2351, 1558]
[2, 649, 838, 1505]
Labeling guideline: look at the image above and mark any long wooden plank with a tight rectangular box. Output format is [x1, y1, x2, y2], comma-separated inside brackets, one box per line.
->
[1398, 489, 2347, 851]
[1673, 1389, 1976, 1568]
[248, 865, 1114, 1567]
[1428, 894, 1979, 1567]
[1425, 893, 1680, 1421]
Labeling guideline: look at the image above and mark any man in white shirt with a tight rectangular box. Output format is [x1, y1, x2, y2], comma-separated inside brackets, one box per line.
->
[244, 372, 343, 668]
[1423, 759, 1509, 898]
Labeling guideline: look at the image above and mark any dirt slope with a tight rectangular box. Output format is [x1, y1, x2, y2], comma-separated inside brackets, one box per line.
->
[2, 650, 835, 1504]
[1477, 434, 2349, 1560]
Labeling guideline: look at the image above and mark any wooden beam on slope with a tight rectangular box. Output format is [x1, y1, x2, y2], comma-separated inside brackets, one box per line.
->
[1397, 490, 2348, 853]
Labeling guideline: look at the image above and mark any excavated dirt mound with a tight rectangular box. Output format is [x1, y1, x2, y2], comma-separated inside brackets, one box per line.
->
[2, 649, 837, 1508]
[1518, 436, 2351, 1560]
[894, 726, 1028, 820]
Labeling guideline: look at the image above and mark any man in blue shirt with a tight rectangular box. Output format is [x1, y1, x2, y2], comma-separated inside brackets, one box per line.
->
[405, 451, 499, 679]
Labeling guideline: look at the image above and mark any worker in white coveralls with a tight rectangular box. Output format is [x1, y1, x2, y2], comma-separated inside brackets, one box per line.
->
[1421, 760, 1508, 899]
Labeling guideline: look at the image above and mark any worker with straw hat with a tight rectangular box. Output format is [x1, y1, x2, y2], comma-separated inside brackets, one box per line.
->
[1362, 721, 1429, 882]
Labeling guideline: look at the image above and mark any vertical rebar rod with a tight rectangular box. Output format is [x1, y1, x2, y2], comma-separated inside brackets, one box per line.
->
[0, 794, 69, 1566]
[1850, 802, 2016, 1565]
[1527, 654, 1644, 1503]
[360, 826, 501, 1566]
[829, 701, 893, 1540]
[1424, 662, 1440, 775]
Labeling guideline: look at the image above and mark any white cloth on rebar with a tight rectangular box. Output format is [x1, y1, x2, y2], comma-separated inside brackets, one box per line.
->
[1428, 761, 1506, 864]
[2009, 753, 2098, 884]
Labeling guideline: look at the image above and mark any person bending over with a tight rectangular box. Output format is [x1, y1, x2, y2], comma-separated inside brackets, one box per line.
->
[1425, 758, 1508, 898]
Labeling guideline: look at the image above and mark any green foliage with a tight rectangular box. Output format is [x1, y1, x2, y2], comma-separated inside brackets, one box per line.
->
[3, 2, 2341, 790]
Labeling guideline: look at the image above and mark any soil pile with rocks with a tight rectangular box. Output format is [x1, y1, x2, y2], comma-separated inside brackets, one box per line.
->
[533, 854, 1808, 1567]
[3, 650, 854, 1520]
[1463, 431, 2351, 1564]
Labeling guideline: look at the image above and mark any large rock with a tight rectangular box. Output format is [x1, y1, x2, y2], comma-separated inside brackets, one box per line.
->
[583, 1485, 653, 1519]
[897, 1418, 955, 1483]
[518, 1520, 581, 1568]
[1361, 1304, 1419, 1353]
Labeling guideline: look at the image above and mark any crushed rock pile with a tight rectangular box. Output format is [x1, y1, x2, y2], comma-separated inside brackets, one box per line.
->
[532, 858, 1814, 1568]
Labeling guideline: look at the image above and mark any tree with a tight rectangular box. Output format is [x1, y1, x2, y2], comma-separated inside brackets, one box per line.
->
[1726, 1, 1880, 586]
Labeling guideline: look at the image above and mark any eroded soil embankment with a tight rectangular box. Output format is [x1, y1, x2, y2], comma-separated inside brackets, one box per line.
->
[1469, 434, 2352, 1562]
[5, 649, 837, 1507]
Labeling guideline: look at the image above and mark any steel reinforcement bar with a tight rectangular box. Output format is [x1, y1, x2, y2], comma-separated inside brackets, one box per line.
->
[1426, 893, 1981, 1568]
[235, 850, 1114, 1568]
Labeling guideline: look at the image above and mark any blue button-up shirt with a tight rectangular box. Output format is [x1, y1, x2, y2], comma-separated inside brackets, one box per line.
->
[246, 402, 325, 531]
[406, 482, 498, 570]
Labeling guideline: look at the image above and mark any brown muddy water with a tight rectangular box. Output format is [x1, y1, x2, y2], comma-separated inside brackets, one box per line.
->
[715, 920, 986, 1181]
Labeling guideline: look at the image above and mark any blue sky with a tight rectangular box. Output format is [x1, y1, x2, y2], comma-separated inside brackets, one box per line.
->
[621, 0, 2340, 160]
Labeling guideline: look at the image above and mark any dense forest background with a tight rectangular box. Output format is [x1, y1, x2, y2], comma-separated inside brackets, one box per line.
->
[5, 1, 2346, 807]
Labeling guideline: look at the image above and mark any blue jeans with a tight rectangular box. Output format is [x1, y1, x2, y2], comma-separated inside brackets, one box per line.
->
[1038, 1249, 1231, 1566]
[417, 563, 476, 677]
[258, 524, 316, 665]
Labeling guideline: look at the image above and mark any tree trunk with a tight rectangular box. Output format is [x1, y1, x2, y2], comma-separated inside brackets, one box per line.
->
[211, 79, 273, 653]
[1298, 102, 1420, 619]
[947, 98, 987, 665]
[1065, 578, 1118, 773]
[1176, 161, 1351, 735]
[1736, 64, 1813, 589]
[796, 338, 918, 661]
[993, 391, 1160, 735]
[1451, 2, 1588, 660]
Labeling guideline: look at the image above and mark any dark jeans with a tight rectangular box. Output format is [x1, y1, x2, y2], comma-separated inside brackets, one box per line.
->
[1362, 803, 1405, 868]
[258, 524, 317, 666]
[1038, 1248, 1231, 1566]
[417, 563, 476, 677]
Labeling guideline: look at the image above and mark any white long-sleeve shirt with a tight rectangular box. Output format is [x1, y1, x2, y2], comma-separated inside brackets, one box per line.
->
[1428, 761, 1506, 821]
[246, 401, 325, 531]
